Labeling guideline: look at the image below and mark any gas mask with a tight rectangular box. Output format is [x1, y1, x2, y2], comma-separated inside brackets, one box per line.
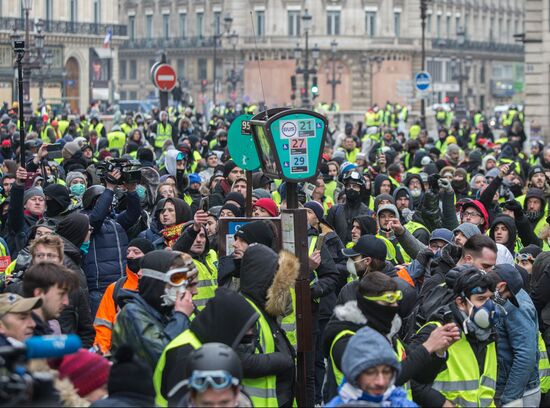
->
[462, 297, 499, 341]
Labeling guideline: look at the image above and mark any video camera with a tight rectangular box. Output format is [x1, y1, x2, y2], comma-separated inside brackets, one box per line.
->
[0, 334, 81, 405]
[97, 158, 142, 185]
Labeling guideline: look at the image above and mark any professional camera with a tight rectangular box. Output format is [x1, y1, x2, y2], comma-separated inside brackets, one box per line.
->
[96, 158, 142, 185]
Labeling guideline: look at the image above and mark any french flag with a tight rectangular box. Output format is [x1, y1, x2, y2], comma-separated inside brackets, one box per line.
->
[103, 28, 112, 48]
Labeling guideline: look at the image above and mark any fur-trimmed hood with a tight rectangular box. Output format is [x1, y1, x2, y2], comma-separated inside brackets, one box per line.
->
[240, 244, 298, 317]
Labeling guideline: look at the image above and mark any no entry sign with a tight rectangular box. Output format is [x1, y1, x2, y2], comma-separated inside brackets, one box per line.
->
[152, 64, 177, 92]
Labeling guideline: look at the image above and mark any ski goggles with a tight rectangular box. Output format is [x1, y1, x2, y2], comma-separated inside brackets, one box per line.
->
[515, 253, 535, 263]
[187, 370, 240, 392]
[140, 267, 195, 287]
[364, 290, 403, 304]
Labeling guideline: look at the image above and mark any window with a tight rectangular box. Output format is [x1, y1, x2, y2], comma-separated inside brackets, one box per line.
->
[427, 60, 443, 82]
[288, 10, 300, 37]
[129, 60, 137, 80]
[455, 16, 460, 34]
[69, 0, 77, 23]
[446, 15, 450, 38]
[196, 12, 204, 37]
[128, 15, 135, 40]
[480, 64, 485, 83]
[119, 60, 127, 80]
[256, 10, 265, 37]
[45, 0, 53, 20]
[129, 91, 137, 100]
[489, 17, 494, 42]
[198, 58, 207, 80]
[446, 60, 454, 82]
[119, 91, 127, 100]
[498, 18, 503, 41]
[179, 13, 186, 38]
[366, 11, 376, 36]
[93, 0, 100, 24]
[163, 14, 170, 39]
[177, 59, 185, 78]
[394, 11, 401, 37]
[427, 13, 432, 34]
[436, 14, 441, 37]
[327, 10, 341, 35]
[464, 13, 469, 35]
[479, 95, 485, 111]
[214, 11, 221, 36]
[146, 15, 153, 39]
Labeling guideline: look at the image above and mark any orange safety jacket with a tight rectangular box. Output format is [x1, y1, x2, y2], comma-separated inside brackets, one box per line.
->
[93, 267, 139, 354]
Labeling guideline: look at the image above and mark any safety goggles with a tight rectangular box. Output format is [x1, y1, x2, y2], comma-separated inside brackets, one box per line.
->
[140, 267, 194, 287]
[187, 370, 239, 392]
[515, 253, 535, 263]
[364, 290, 403, 304]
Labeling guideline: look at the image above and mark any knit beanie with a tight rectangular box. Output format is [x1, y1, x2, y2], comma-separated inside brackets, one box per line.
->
[220, 203, 242, 217]
[304, 201, 324, 223]
[223, 160, 237, 178]
[57, 350, 111, 397]
[234, 220, 275, 247]
[62, 141, 81, 160]
[107, 345, 155, 398]
[128, 238, 155, 255]
[23, 186, 45, 204]
[224, 192, 246, 209]
[453, 222, 481, 239]
[252, 188, 272, 200]
[253, 198, 279, 217]
[65, 171, 87, 186]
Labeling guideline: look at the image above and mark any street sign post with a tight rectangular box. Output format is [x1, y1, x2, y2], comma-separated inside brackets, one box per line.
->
[415, 71, 432, 92]
[250, 107, 327, 406]
[150, 54, 176, 111]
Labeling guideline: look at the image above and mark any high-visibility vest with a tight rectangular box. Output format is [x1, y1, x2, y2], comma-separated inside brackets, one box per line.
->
[281, 236, 317, 348]
[57, 119, 69, 135]
[107, 130, 126, 154]
[325, 180, 338, 203]
[155, 122, 172, 149]
[538, 333, 550, 393]
[89, 122, 104, 136]
[535, 217, 548, 239]
[120, 122, 135, 136]
[420, 321, 497, 407]
[404, 220, 429, 238]
[153, 329, 202, 407]
[409, 124, 421, 139]
[242, 297, 279, 407]
[377, 234, 410, 265]
[339, 147, 359, 164]
[435, 139, 449, 155]
[192, 249, 218, 311]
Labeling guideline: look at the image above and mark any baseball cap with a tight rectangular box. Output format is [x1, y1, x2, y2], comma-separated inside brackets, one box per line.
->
[430, 228, 454, 245]
[489, 264, 522, 308]
[342, 234, 387, 261]
[0, 293, 42, 318]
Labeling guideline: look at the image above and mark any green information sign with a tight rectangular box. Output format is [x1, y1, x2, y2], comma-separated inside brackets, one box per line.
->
[227, 113, 260, 171]
[251, 109, 327, 182]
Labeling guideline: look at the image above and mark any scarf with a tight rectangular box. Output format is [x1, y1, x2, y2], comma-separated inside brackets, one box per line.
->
[161, 223, 185, 248]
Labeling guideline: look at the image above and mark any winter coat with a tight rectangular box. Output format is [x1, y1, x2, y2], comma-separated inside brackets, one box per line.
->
[6, 183, 40, 256]
[530, 252, 550, 339]
[91, 393, 155, 408]
[489, 215, 518, 254]
[239, 244, 298, 407]
[82, 189, 140, 293]
[495, 289, 540, 404]
[111, 251, 190, 370]
[209, 179, 231, 207]
[327, 201, 372, 244]
[326, 384, 417, 407]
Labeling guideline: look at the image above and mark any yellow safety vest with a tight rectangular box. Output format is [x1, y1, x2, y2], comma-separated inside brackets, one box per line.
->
[107, 131, 126, 154]
[420, 321, 497, 407]
[325, 180, 338, 203]
[538, 333, 550, 393]
[57, 120, 69, 136]
[155, 122, 173, 149]
[153, 330, 202, 407]
[242, 297, 279, 407]
[377, 234, 410, 265]
[120, 122, 135, 136]
[89, 122, 104, 136]
[192, 250, 218, 310]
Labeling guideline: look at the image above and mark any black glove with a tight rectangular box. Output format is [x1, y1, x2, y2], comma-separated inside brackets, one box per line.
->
[428, 174, 441, 193]
[502, 199, 523, 219]
[416, 247, 435, 267]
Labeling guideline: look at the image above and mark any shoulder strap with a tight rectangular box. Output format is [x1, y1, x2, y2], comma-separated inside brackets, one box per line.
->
[112, 276, 128, 306]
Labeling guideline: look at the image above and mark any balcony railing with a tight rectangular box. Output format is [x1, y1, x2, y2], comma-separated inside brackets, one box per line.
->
[431, 38, 523, 54]
[121, 37, 216, 49]
[0, 17, 127, 36]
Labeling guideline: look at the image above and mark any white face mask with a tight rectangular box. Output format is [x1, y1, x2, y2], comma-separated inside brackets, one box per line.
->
[410, 188, 422, 198]
[161, 285, 186, 307]
[346, 258, 357, 277]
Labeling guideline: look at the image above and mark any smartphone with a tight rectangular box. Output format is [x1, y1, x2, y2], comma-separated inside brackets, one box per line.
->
[303, 182, 316, 197]
[315, 233, 327, 251]
[199, 196, 209, 212]
[46, 144, 63, 160]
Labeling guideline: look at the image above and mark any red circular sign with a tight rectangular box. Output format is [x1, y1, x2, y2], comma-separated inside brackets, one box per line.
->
[153, 64, 177, 92]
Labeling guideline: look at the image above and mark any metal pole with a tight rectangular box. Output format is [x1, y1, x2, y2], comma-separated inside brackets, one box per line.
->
[303, 30, 309, 108]
[17, 55, 25, 166]
[331, 51, 336, 103]
[213, 35, 217, 106]
[245, 171, 253, 217]
[23, 9, 30, 104]
[420, 0, 427, 128]
[159, 52, 168, 111]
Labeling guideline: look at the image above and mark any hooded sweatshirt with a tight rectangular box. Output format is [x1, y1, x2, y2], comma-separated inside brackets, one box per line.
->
[164, 149, 181, 177]
[403, 174, 425, 209]
[374, 174, 394, 197]
[489, 215, 517, 254]
[156, 197, 192, 247]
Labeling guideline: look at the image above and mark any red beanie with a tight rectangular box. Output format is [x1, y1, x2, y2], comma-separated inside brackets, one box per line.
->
[253, 198, 278, 217]
[57, 349, 110, 397]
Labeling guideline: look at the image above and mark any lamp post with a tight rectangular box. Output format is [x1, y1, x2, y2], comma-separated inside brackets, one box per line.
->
[420, 0, 430, 128]
[369, 56, 384, 106]
[22, 0, 32, 106]
[452, 26, 470, 120]
[325, 40, 342, 108]
[11, 29, 25, 165]
[294, 9, 319, 108]
[212, 13, 233, 106]
[227, 30, 239, 103]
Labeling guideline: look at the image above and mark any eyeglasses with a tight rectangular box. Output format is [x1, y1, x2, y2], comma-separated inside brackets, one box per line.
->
[463, 210, 482, 218]
[140, 267, 196, 287]
[187, 370, 239, 392]
[364, 290, 403, 304]
[429, 242, 447, 251]
[516, 253, 534, 262]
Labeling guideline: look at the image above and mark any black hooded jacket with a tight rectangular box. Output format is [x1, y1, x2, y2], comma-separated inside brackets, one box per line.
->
[161, 288, 260, 404]
[489, 214, 517, 254]
[373, 174, 394, 197]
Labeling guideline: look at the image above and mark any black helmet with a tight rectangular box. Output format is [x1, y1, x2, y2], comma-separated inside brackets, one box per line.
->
[183, 343, 243, 385]
[342, 170, 365, 187]
[82, 185, 105, 210]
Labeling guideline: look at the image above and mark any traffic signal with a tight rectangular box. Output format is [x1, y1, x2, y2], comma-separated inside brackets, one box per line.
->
[291, 75, 297, 91]
[311, 76, 319, 98]
[300, 87, 306, 96]
[201, 79, 208, 93]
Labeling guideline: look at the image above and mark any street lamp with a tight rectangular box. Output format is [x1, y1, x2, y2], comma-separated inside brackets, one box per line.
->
[22, 0, 32, 105]
[452, 26, 470, 119]
[325, 39, 342, 107]
[212, 13, 233, 105]
[11, 28, 26, 165]
[294, 9, 318, 108]
[420, 0, 431, 128]
[227, 30, 239, 102]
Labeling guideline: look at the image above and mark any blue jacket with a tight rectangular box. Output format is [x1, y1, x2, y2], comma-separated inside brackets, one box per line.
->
[82, 189, 140, 292]
[495, 289, 540, 404]
[326, 384, 417, 407]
